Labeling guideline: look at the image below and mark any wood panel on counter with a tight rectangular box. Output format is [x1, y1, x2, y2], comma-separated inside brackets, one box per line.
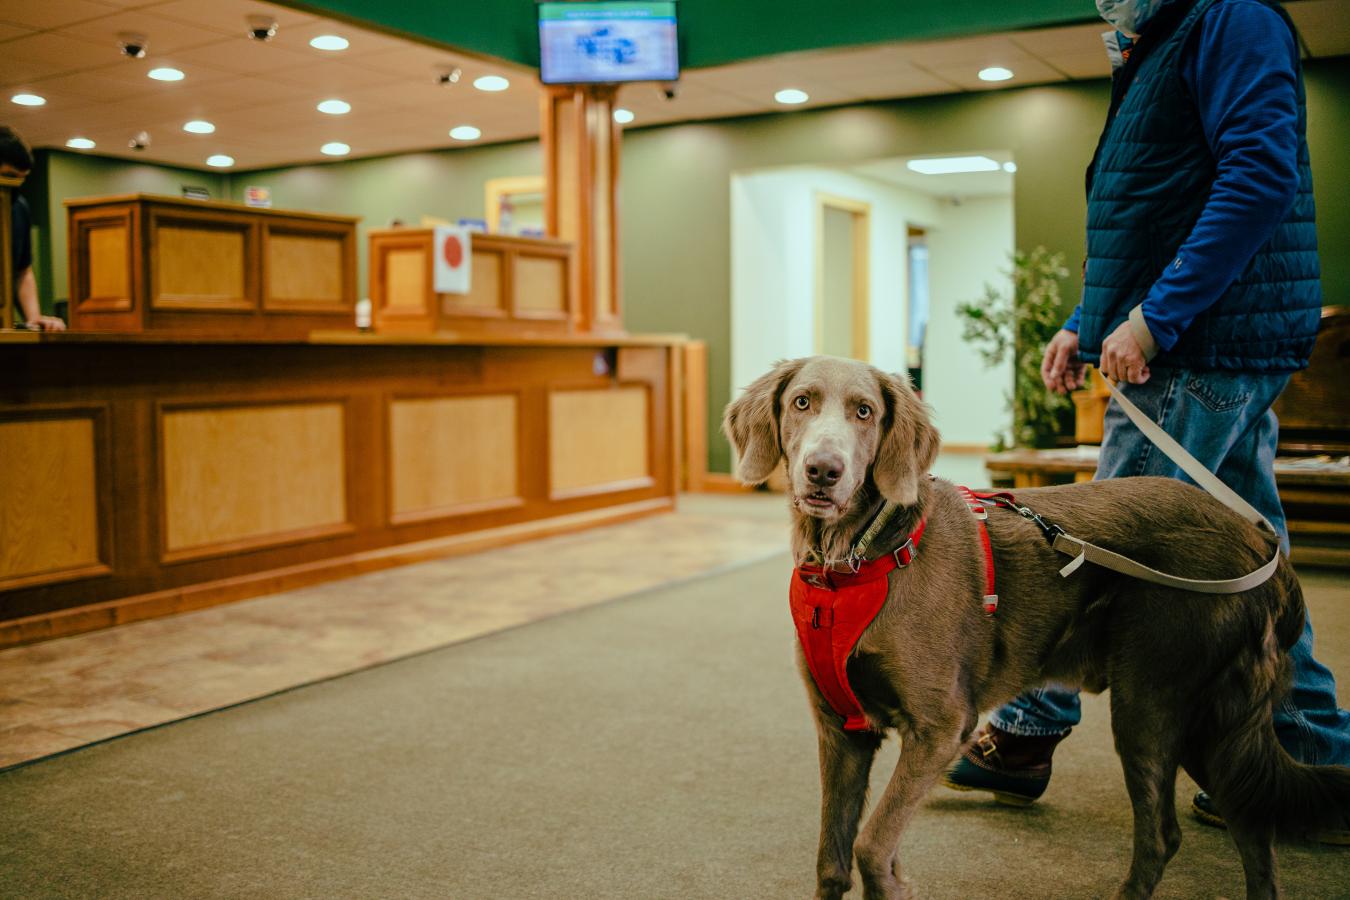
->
[0, 334, 680, 648]
[66, 194, 358, 337]
[369, 229, 576, 336]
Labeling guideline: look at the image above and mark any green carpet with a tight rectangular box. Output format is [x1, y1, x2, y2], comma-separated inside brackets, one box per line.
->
[2, 558, 1348, 899]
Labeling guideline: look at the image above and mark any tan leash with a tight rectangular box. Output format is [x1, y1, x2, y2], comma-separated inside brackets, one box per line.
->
[1049, 379, 1282, 594]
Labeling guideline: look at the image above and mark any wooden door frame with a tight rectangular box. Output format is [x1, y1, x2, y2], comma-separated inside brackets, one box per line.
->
[813, 192, 871, 360]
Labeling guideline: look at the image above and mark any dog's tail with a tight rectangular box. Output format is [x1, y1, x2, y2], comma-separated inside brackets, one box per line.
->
[1201, 570, 1350, 837]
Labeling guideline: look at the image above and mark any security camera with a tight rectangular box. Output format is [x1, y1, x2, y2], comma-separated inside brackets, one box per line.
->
[118, 31, 148, 59]
[246, 14, 278, 41]
[437, 67, 463, 86]
[660, 82, 678, 100]
[128, 131, 151, 151]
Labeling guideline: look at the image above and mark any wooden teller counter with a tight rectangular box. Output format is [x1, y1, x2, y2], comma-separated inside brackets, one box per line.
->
[0, 194, 683, 649]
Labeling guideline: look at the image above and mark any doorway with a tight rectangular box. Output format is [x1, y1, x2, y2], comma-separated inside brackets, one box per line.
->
[814, 193, 870, 360]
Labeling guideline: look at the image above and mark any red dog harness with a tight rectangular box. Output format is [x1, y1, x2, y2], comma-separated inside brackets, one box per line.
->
[790, 488, 1000, 732]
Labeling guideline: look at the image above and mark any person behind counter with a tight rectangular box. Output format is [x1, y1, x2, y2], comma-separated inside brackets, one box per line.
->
[1, 126, 65, 331]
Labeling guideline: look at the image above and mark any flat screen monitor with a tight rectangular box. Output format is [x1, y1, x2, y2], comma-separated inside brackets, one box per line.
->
[539, 1, 679, 85]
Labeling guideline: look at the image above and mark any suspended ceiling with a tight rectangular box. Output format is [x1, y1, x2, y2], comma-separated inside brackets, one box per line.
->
[1, 0, 1346, 173]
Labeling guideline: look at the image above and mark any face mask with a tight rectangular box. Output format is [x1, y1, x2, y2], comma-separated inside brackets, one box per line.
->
[1095, 0, 1164, 37]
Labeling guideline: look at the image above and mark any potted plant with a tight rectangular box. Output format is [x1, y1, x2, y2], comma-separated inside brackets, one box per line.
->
[956, 246, 1076, 450]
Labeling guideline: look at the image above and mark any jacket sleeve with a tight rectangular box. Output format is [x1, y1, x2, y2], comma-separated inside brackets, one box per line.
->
[1134, 0, 1301, 355]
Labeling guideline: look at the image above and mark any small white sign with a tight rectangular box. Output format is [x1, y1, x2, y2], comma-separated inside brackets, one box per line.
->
[433, 225, 472, 294]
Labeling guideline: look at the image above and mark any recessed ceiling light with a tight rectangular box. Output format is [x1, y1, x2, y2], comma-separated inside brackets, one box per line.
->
[774, 88, 809, 105]
[321, 141, 350, 156]
[1002, 161, 1018, 173]
[906, 155, 1002, 175]
[613, 108, 635, 124]
[310, 35, 349, 51]
[317, 99, 351, 115]
[10, 93, 46, 107]
[183, 120, 215, 134]
[449, 125, 481, 141]
[66, 137, 96, 150]
[206, 154, 234, 168]
[473, 75, 509, 92]
[978, 67, 1014, 82]
[148, 67, 185, 82]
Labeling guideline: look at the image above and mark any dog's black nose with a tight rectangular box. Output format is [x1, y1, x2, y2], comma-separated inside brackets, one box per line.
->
[805, 454, 844, 487]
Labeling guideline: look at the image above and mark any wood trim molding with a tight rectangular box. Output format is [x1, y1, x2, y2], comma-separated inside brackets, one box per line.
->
[485, 175, 546, 234]
[383, 387, 527, 527]
[813, 192, 872, 360]
[692, 472, 760, 494]
[549, 476, 657, 503]
[940, 443, 994, 455]
[154, 396, 357, 564]
[146, 205, 258, 312]
[260, 218, 357, 314]
[0, 402, 115, 592]
[0, 497, 674, 650]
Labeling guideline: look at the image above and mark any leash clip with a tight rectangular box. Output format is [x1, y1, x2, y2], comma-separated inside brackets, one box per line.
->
[892, 537, 917, 568]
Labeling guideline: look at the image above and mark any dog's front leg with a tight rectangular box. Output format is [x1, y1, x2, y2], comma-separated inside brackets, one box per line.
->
[815, 720, 882, 900]
[854, 726, 963, 900]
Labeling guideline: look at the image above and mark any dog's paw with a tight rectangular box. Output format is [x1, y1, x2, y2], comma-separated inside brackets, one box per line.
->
[814, 879, 850, 900]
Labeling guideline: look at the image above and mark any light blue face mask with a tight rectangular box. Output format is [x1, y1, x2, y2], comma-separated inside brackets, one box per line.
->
[1095, 0, 1164, 36]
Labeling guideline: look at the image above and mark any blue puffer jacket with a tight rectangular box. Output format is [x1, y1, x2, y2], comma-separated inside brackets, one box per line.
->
[1077, 0, 1322, 373]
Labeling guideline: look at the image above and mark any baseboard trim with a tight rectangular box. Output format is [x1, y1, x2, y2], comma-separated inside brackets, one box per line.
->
[690, 472, 761, 494]
[0, 498, 675, 650]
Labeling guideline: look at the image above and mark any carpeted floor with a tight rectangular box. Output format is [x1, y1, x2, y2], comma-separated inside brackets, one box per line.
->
[2, 557, 1348, 899]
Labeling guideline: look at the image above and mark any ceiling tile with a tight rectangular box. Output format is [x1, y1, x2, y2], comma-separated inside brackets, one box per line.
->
[259, 58, 408, 92]
[56, 9, 229, 53]
[921, 56, 1068, 90]
[266, 17, 413, 59]
[2, 30, 123, 67]
[1009, 23, 1109, 57]
[0, 23, 36, 42]
[901, 35, 1036, 68]
[144, 0, 315, 37]
[1044, 50, 1113, 80]
[0, 0, 119, 31]
[169, 33, 313, 74]
[825, 70, 963, 101]
[1287, 0, 1350, 58]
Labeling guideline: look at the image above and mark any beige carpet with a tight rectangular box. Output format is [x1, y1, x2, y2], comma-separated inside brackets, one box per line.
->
[0, 558, 1347, 899]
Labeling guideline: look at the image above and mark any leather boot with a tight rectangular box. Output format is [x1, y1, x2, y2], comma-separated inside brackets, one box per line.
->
[941, 722, 1071, 805]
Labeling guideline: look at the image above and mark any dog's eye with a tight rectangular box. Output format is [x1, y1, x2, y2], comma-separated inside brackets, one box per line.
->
[857, 404, 872, 420]
[793, 395, 810, 411]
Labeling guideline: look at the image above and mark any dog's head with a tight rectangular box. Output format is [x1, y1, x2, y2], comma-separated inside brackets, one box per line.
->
[722, 356, 940, 521]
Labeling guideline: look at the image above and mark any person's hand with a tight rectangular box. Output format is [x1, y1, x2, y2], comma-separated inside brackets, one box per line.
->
[1099, 321, 1150, 385]
[27, 316, 66, 332]
[1041, 329, 1086, 395]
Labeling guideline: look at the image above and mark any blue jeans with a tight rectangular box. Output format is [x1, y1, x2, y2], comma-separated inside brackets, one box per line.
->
[990, 368, 1350, 766]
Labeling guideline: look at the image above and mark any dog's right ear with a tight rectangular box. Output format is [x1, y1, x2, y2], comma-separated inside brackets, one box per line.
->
[722, 358, 805, 485]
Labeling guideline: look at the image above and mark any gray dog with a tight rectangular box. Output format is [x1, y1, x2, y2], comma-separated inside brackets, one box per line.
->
[723, 355, 1350, 900]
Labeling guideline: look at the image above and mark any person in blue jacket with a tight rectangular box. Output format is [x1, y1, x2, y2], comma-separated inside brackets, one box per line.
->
[944, 0, 1350, 840]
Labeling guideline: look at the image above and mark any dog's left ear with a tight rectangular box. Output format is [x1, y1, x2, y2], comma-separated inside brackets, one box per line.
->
[872, 370, 940, 506]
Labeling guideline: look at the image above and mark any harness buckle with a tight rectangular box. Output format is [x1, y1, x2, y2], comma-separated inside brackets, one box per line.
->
[892, 537, 917, 568]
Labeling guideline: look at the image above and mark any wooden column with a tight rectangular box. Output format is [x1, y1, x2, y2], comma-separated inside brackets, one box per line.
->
[0, 174, 19, 330]
[541, 84, 624, 335]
